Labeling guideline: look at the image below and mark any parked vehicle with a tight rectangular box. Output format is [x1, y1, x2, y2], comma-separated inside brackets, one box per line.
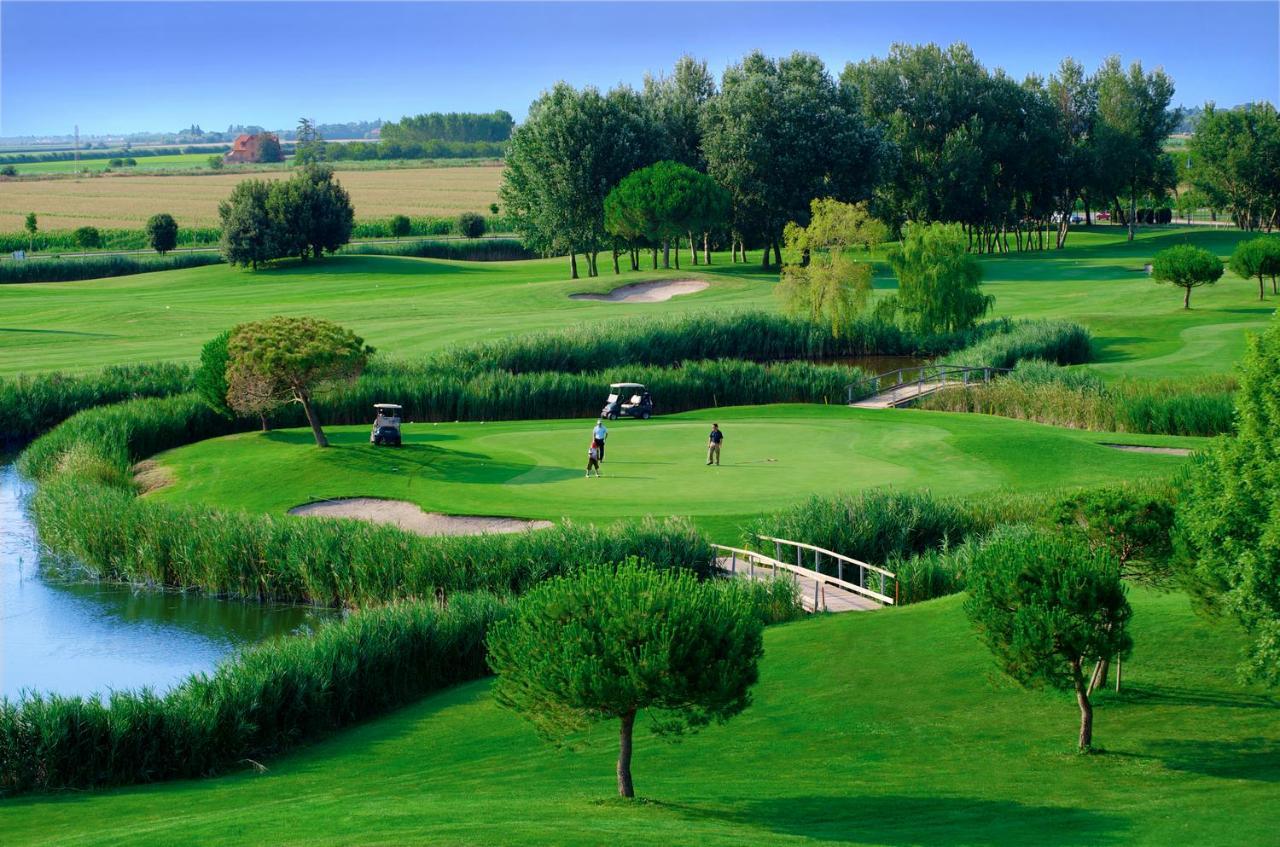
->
[370, 403, 403, 446]
[601, 383, 653, 420]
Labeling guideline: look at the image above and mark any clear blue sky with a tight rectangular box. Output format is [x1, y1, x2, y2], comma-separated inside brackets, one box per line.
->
[2, 1, 1277, 137]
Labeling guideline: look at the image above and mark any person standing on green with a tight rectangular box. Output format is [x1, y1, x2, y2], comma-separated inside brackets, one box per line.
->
[706, 423, 723, 466]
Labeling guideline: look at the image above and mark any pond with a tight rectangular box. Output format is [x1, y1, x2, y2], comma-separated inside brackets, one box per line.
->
[0, 464, 335, 701]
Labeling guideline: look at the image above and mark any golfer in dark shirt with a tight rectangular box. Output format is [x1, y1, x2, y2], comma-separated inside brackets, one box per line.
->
[706, 423, 723, 466]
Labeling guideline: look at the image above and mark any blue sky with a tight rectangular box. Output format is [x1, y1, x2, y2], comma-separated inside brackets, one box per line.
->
[2, 1, 1277, 137]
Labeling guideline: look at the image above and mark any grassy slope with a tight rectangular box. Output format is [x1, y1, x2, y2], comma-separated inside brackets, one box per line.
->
[1, 226, 1271, 379]
[2, 590, 1274, 846]
[151, 405, 1203, 541]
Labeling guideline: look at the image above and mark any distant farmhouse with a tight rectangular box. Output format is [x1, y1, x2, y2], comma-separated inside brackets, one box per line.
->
[224, 132, 282, 164]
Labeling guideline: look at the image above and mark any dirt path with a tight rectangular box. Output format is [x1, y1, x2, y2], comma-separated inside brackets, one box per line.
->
[569, 279, 709, 303]
[288, 498, 553, 536]
[1100, 443, 1194, 456]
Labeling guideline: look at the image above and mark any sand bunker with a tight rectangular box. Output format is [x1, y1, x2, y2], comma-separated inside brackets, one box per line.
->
[288, 498, 553, 536]
[570, 279, 709, 303]
[1100, 443, 1193, 456]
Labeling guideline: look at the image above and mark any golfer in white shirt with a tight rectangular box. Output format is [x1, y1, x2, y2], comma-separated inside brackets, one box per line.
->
[592, 419, 608, 461]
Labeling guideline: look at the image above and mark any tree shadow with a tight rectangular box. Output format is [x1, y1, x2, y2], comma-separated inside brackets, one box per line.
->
[1089, 336, 1151, 364]
[1120, 684, 1279, 711]
[658, 794, 1126, 845]
[1142, 737, 1280, 782]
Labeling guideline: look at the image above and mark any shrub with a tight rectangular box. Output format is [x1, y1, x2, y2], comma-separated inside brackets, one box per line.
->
[72, 226, 102, 250]
[342, 238, 534, 262]
[145, 212, 179, 254]
[0, 593, 507, 794]
[456, 211, 486, 238]
[390, 214, 412, 239]
[0, 165, 17, 177]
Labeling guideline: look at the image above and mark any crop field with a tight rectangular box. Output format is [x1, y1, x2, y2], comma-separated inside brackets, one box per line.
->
[1, 589, 1273, 846]
[0, 226, 1268, 379]
[150, 405, 1201, 541]
[0, 163, 504, 229]
[4, 152, 219, 174]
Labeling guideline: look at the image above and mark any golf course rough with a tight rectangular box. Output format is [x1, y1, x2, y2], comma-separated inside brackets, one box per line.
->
[149, 404, 1204, 541]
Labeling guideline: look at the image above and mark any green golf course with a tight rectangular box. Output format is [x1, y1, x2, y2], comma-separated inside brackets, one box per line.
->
[1, 589, 1273, 846]
[0, 226, 1271, 379]
[149, 405, 1202, 540]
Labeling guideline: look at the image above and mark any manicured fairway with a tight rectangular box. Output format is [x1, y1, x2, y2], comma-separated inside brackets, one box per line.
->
[151, 405, 1203, 540]
[1, 589, 1273, 846]
[0, 226, 1270, 379]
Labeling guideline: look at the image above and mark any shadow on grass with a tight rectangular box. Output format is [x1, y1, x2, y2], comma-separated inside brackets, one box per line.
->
[1119, 684, 1279, 711]
[659, 794, 1126, 845]
[1090, 336, 1151, 364]
[1144, 737, 1280, 782]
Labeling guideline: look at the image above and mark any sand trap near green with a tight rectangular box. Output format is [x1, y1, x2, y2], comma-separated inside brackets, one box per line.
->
[150, 405, 1204, 540]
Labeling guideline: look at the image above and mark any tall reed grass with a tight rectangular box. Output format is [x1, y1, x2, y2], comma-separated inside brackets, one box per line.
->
[919, 361, 1235, 436]
[342, 238, 535, 262]
[947, 319, 1093, 369]
[0, 252, 223, 284]
[0, 593, 506, 794]
[0, 363, 193, 446]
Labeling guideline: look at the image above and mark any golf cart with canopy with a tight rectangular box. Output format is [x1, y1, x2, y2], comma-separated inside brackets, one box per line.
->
[601, 383, 653, 420]
[370, 403, 403, 446]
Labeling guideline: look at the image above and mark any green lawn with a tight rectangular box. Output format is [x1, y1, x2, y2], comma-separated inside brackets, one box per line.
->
[0, 225, 1271, 379]
[151, 405, 1203, 541]
[2, 589, 1273, 846]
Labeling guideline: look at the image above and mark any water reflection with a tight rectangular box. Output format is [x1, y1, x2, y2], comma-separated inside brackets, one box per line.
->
[0, 465, 335, 700]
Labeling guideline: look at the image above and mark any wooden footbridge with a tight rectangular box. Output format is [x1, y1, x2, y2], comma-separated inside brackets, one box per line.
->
[713, 536, 897, 614]
[847, 364, 1010, 408]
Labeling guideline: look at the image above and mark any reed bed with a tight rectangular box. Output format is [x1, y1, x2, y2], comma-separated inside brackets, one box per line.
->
[0, 593, 506, 794]
[32, 478, 711, 604]
[946, 319, 1093, 369]
[0, 252, 223, 284]
[919, 361, 1235, 436]
[342, 237, 535, 262]
[0, 363, 193, 446]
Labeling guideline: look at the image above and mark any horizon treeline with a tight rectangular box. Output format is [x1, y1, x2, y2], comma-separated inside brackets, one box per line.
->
[499, 42, 1279, 276]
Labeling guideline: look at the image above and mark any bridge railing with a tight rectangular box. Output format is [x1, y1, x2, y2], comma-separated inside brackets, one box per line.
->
[756, 535, 897, 606]
[845, 364, 1012, 405]
[710, 539, 896, 612]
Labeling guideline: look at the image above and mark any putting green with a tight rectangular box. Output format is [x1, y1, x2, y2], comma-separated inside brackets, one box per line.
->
[151, 405, 1205, 540]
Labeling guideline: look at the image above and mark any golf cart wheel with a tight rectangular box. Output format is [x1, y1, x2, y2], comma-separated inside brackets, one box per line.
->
[640, 411, 651, 420]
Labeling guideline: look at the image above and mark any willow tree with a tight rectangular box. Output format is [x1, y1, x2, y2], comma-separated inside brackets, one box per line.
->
[486, 563, 763, 798]
[888, 223, 992, 333]
[777, 199, 886, 336]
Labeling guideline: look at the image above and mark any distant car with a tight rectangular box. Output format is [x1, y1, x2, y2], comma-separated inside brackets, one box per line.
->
[601, 383, 653, 420]
[1070, 214, 1083, 225]
[1096, 211, 1111, 221]
[370, 402, 403, 446]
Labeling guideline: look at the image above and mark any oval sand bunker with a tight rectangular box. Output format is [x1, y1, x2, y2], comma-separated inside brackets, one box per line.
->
[570, 279, 709, 303]
[289, 498, 553, 536]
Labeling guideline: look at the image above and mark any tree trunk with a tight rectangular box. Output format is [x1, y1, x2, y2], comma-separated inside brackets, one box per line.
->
[772, 240, 782, 267]
[1258, 275, 1266, 300]
[673, 240, 680, 269]
[1127, 189, 1137, 242]
[689, 232, 698, 265]
[570, 253, 579, 280]
[1183, 286, 1192, 309]
[662, 240, 670, 269]
[612, 248, 620, 275]
[761, 244, 771, 270]
[1071, 658, 1093, 750]
[259, 414, 270, 432]
[652, 248, 658, 270]
[298, 393, 329, 448]
[1087, 656, 1110, 696]
[704, 232, 711, 264]
[617, 710, 636, 798]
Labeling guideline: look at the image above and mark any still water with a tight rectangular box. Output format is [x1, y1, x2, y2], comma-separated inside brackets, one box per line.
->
[0, 464, 335, 701]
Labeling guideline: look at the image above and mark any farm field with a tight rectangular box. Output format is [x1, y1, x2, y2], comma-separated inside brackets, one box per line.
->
[1, 588, 1273, 847]
[4, 152, 219, 174]
[0, 226, 1270, 380]
[0, 163, 503, 229]
[150, 405, 1202, 541]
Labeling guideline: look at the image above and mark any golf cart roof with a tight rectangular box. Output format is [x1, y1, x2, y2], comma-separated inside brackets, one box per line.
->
[609, 383, 646, 390]
[373, 403, 403, 410]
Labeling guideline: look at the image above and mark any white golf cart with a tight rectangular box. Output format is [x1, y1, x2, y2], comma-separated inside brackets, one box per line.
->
[370, 403, 403, 446]
[601, 383, 654, 420]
